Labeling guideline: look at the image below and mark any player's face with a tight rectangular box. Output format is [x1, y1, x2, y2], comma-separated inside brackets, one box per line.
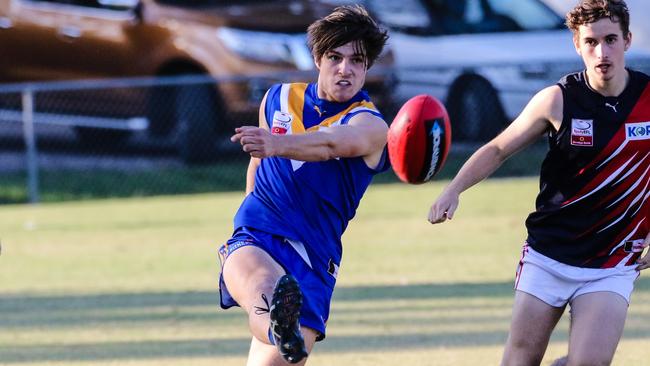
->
[315, 42, 367, 102]
[574, 17, 631, 88]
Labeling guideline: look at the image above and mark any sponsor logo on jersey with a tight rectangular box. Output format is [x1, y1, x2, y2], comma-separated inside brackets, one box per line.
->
[424, 120, 443, 181]
[624, 239, 646, 253]
[625, 121, 650, 141]
[314, 105, 326, 117]
[571, 119, 594, 146]
[327, 258, 339, 279]
[271, 111, 292, 135]
[219, 239, 253, 263]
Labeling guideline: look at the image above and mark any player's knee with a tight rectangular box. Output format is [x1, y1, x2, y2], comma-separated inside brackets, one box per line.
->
[502, 353, 544, 366]
[566, 354, 612, 366]
[513, 337, 543, 352]
[509, 353, 544, 366]
[549, 355, 568, 366]
[503, 338, 545, 366]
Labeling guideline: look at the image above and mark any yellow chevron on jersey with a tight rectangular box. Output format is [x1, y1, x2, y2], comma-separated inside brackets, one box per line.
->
[285, 83, 308, 134]
[235, 81, 390, 296]
[277, 83, 380, 134]
[306, 101, 380, 132]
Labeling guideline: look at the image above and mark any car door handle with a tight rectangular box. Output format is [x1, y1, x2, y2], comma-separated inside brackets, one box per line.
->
[0, 17, 12, 29]
[519, 65, 549, 79]
[58, 26, 82, 39]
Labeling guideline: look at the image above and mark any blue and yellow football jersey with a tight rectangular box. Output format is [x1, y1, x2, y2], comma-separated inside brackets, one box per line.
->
[233, 83, 389, 287]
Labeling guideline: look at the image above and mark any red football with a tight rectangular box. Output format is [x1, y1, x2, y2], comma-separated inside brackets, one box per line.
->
[387, 94, 452, 184]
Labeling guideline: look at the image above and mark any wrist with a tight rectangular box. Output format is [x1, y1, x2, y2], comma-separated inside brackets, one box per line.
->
[443, 184, 461, 197]
[270, 133, 284, 157]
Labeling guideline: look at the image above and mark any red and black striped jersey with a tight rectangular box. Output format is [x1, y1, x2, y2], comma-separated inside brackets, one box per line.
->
[525, 69, 650, 268]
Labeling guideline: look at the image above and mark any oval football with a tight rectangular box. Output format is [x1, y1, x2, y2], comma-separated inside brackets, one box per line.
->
[387, 94, 451, 184]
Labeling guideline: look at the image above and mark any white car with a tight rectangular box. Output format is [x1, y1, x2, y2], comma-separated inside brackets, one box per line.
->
[543, 0, 650, 50]
[365, 0, 650, 141]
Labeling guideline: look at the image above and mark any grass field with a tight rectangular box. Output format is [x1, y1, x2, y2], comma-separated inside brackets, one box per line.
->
[1, 178, 649, 365]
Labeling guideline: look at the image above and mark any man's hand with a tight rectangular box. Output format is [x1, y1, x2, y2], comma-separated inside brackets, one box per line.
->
[635, 232, 650, 271]
[427, 188, 460, 224]
[231, 126, 278, 158]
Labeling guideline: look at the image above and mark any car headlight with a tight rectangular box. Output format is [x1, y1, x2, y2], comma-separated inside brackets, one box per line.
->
[217, 27, 314, 70]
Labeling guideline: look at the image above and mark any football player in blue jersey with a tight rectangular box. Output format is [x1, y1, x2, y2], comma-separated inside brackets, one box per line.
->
[428, 1, 650, 365]
[218, 5, 389, 365]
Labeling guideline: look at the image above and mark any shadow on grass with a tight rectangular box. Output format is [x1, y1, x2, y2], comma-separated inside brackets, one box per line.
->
[1, 280, 518, 330]
[1, 277, 649, 363]
[0, 338, 251, 363]
[334, 281, 515, 301]
[0, 331, 513, 364]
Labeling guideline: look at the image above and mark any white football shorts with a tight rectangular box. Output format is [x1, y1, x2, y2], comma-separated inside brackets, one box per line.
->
[514, 243, 640, 307]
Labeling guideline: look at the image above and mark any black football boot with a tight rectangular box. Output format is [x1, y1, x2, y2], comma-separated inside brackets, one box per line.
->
[269, 274, 308, 364]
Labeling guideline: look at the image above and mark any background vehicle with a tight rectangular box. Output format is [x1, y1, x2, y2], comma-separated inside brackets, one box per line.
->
[543, 0, 650, 51]
[336, 0, 650, 142]
[0, 0, 396, 162]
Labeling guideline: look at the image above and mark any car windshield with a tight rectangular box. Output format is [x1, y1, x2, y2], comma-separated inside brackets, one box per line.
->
[361, 0, 432, 30]
[484, 0, 564, 30]
[155, 0, 274, 6]
[360, 0, 564, 35]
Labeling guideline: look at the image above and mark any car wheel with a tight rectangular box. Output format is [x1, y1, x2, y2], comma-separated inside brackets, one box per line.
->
[173, 84, 220, 164]
[147, 84, 176, 137]
[446, 75, 507, 142]
[74, 126, 130, 148]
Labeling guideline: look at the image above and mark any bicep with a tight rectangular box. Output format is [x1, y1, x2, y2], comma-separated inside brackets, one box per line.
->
[492, 85, 562, 157]
[250, 89, 266, 193]
[258, 91, 270, 130]
[326, 113, 388, 157]
[245, 157, 261, 195]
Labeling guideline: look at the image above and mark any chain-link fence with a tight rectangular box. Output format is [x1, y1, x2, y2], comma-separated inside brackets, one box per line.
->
[0, 75, 257, 203]
[10, 61, 646, 204]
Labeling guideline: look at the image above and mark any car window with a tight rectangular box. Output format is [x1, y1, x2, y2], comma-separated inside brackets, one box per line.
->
[154, 0, 275, 7]
[364, 0, 432, 31]
[486, 0, 564, 30]
[24, 0, 137, 11]
[26, 0, 102, 8]
[429, 0, 564, 35]
[366, 0, 564, 36]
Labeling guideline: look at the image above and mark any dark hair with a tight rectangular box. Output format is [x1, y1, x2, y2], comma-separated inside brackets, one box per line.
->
[307, 5, 389, 69]
[566, 0, 630, 39]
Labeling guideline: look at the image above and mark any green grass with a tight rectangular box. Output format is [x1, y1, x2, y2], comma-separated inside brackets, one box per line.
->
[1, 178, 648, 365]
[1, 142, 548, 204]
[0, 161, 249, 204]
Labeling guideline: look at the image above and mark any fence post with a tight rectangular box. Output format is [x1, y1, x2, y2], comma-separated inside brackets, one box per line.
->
[22, 88, 39, 204]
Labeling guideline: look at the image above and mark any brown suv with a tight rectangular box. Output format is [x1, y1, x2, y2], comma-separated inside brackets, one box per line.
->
[0, 0, 396, 162]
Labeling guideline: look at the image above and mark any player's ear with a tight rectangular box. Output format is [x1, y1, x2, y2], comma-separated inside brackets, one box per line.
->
[314, 55, 321, 70]
[573, 34, 582, 56]
[624, 31, 632, 51]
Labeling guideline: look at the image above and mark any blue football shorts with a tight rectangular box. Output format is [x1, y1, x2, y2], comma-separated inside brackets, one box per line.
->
[218, 226, 332, 341]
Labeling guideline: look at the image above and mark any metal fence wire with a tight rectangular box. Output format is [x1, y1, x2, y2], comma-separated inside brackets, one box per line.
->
[6, 64, 642, 204]
[0, 75, 269, 203]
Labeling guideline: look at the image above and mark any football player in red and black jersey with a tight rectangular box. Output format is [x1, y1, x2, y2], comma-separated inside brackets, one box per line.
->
[429, 1, 650, 365]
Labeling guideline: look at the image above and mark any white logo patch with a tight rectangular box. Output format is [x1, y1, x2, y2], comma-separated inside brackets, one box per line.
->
[424, 122, 442, 182]
[271, 111, 292, 135]
[571, 119, 594, 146]
[625, 121, 650, 141]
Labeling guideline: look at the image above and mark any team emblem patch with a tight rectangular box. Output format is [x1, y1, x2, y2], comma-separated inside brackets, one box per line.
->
[625, 121, 650, 141]
[271, 111, 292, 135]
[327, 258, 339, 279]
[571, 119, 594, 146]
